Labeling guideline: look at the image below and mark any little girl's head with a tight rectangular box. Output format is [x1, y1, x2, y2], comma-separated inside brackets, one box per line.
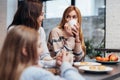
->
[1, 25, 42, 65]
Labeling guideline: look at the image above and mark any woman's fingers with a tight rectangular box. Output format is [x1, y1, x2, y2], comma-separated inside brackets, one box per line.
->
[71, 24, 80, 37]
[56, 60, 62, 66]
[57, 50, 74, 65]
[64, 23, 74, 36]
[72, 29, 78, 36]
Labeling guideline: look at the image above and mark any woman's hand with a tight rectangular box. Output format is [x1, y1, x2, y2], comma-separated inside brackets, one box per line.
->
[64, 22, 81, 42]
[56, 50, 74, 66]
[56, 53, 63, 66]
[64, 23, 74, 37]
[72, 24, 81, 43]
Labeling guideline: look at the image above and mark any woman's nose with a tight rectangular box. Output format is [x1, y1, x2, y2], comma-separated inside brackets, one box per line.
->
[70, 17, 73, 20]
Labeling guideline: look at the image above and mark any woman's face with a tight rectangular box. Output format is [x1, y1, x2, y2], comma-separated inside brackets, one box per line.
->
[37, 37, 43, 57]
[37, 12, 44, 27]
[66, 10, 78, 22]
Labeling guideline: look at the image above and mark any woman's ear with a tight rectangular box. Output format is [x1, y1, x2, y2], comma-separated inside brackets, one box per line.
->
[22, 48, 28, 56]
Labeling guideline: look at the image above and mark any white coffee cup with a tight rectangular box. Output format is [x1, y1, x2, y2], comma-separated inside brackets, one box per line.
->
[39, 60, 56, 68]
[68, 19, 77, 28]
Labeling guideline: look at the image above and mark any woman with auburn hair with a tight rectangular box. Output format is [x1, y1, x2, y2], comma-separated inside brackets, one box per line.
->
[0, 25, 85, 80]
[48, 6, 86, 61]
[8, 0, 52, 61]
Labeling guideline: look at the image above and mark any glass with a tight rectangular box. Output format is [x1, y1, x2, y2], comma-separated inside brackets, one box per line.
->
[39, 60, 56, 68]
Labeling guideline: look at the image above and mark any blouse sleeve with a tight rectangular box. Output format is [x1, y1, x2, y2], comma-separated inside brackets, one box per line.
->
[47, 28, 75, 57]
[47, 28, 64, 57]
[20, 63, 85, 80]
[39, 27, 52, 60]
[73, 42, 85, 61]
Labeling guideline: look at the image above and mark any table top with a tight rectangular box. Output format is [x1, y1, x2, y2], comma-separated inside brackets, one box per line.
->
[95, 48, 120, 52]
[78, 62, 120, 80]
[44, 58, 120, 80]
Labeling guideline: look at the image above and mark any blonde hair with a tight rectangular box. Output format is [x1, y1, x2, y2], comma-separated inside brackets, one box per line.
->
[0, 25, 39, 80]
[59, 6, 86, 54]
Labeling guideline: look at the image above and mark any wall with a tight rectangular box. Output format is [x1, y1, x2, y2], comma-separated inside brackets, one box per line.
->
[7, 0, 18, 27]
[43, 16, 104, 47]
[0, 0, 7, 50]
[0, 0, 17, 50]
[106, 0, 120, 49]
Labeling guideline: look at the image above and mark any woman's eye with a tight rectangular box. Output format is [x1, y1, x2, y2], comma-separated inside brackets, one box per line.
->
[73, 15, 77, 18]
[66, 15, 70, 18]
[66, 15, 77, 19]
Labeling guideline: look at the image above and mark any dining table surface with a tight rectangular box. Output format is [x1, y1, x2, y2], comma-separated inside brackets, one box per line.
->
[45, 58, 120, 80]
[77, 59, 120, 80]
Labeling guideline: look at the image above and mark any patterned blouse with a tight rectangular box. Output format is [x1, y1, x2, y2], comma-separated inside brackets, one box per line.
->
[47, 27, 84, 61]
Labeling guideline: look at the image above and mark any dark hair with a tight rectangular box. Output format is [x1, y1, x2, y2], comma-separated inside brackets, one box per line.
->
[8, 1, 43, 30]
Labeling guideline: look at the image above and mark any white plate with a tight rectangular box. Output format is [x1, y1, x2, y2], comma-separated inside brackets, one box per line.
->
[96, 59, 120, 64]
[74, 62, 101, 66]
[79, 65, 113, 72]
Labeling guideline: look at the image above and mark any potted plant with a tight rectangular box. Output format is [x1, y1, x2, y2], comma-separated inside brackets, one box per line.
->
[85, 40, 103, 59]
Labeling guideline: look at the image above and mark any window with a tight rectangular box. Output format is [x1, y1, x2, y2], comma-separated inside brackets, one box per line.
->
[44, 0, 71, 18]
